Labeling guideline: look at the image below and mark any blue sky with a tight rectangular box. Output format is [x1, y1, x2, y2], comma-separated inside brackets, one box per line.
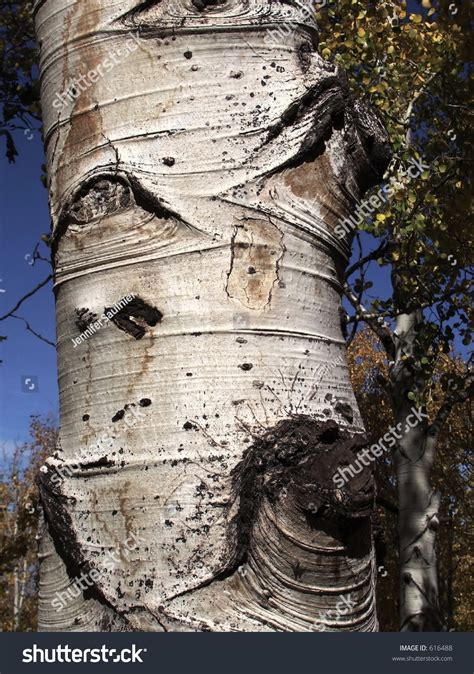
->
[0, 134, 58, 446]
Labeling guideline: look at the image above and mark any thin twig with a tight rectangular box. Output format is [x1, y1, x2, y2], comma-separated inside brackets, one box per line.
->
[10, 314, 55, 347]
[0, 274, 52, 321]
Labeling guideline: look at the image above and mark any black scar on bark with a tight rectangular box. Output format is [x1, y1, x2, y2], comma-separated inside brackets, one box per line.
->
[229, 417, 375, 568]
[79, 456, 115, 470]
[38, 469, 127, 615]
[38, 469, 85, 577]
[335, 400, 354, 424]
[75, 308, 98, 333]
[105, 297, 163, 340]
[53, 173, 189, 267]
[297, 40, 315, 72]
[264, 72, 391, 194]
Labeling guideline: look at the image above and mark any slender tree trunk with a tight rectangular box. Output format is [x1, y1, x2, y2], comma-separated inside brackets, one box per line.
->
[445, 508, 455, 628]
[392, 313, 442, 631]
[13, 558, 28, 631]
[13, 565, 20, 631]
[35, 0, 390, 631]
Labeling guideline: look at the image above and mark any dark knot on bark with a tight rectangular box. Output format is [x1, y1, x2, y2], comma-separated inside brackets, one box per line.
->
[192, 0, 227, 10]
[230, 416, 375, 568]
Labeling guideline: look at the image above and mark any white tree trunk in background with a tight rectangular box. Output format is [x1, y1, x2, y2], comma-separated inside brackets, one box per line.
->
[35, 0, 390, 632]
[392, 313, 442, 631]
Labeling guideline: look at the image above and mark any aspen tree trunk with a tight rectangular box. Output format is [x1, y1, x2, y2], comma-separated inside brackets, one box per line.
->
[35, 0, 390, 632]
[392, 313, 442, 631]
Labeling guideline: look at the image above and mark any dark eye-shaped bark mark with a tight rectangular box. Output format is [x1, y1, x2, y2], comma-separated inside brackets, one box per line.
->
[59, 173, 190, 237]
[105, 297, 163, 340]
[67, 178, 132, 225]
[55, 173, 194, 264]
[52, 176, 134, 262]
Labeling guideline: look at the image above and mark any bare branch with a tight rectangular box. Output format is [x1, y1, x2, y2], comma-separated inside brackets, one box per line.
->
[345, 238, 389, 280]
[0, 274, 52, 322]
[343, 282, 396, 359]
[10, 314, 55, 347]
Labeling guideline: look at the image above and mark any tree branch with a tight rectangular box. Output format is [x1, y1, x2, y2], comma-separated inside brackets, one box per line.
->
[345, 238, 389, 280]
[0, 275, 52, 322]
[343, 282, 396, 359]
[429, 376, 473, 438]
[10, 314, 55, 347]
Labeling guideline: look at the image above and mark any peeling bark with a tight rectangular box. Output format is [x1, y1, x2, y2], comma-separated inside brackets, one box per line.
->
[35, 0, 390, 631]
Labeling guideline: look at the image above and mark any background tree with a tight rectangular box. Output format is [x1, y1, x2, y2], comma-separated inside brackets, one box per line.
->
[348, 329, 473, 631]
[0, 415, 57, 631]
[317, 0, 473, 630]
[0, 0, 41, 162]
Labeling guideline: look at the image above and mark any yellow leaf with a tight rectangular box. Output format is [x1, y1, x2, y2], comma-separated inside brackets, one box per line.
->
[410, 14, 423, 23]
[358, 27, 366, 38]
[376, 214, 386, 222]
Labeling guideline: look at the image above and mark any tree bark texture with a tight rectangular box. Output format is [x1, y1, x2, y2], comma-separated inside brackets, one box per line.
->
[35, 0, 390, 631]
[392, 313, 442, 631]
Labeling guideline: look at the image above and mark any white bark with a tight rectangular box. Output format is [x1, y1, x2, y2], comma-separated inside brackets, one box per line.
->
[13, 557, 29, 631]
[35, 0, 390, 631]
[392, 313, 442, 631]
